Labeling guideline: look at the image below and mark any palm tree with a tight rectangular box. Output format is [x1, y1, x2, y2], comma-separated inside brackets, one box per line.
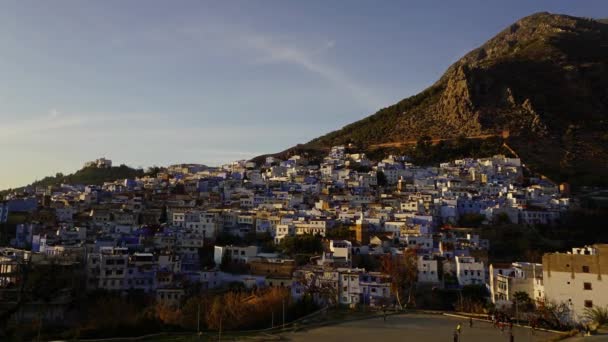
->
[583, 306, 608, 327]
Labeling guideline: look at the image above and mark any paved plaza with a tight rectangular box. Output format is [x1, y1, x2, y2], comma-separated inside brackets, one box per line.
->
[283, 314, 561, 342]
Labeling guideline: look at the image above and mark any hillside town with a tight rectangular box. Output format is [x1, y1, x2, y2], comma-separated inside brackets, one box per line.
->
[0, 148, 605, 337]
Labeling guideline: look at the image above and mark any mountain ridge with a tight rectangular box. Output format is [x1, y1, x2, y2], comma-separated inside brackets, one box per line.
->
[264, 12, 608, 187]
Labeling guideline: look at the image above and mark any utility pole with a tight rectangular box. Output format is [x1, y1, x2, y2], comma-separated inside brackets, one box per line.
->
[197, 302, 201, 339]
[282, 299, 285, 329]
[37, 312, 41, 342]
[219, 313, 222, 342]
[515, 298, 518, 325]
[458, 290, 463, 311]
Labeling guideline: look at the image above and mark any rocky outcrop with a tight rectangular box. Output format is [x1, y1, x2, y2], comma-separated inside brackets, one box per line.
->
[286, 13, 608, 185]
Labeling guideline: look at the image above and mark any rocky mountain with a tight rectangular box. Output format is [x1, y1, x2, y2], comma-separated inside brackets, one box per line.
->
[271, 13, 608, 187]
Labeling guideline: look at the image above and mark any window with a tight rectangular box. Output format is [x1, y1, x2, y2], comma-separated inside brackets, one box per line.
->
[582, 266, 590, 273]
[584, 282, 592, 290]
[585, 300, 593, 308]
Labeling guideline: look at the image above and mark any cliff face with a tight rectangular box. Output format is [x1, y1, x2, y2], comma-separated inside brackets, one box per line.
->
[301, 13, 608, 185]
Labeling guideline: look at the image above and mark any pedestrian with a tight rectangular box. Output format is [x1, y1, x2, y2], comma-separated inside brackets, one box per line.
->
[509, 321, 513, 331]
[456, 323, 462, 335]
[469, 317, 473, 328]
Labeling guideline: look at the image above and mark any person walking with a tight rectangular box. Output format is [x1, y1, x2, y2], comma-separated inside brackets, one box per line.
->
[456, 323, 462, 335]
[469, 317, 473, 328]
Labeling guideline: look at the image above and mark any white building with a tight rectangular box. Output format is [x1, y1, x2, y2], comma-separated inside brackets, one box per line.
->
[418, 255, 440, 283]
[330, 240, 352, 264]
[543, 245, 608, 321]
[455, 256, 485, 286]
[213, 245, 258, 266]
[489, 262, 543, 307]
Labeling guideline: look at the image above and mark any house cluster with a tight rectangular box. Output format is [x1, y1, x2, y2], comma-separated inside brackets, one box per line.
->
[488, 244, 608, 321]
[84, 157, 113, 169]
[1, 148, 592, 321]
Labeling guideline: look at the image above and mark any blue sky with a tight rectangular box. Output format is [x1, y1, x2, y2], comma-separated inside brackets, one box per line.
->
[1, 0, 606, 189]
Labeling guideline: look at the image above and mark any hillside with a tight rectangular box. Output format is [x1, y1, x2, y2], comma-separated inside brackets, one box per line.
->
[2, 165, 144, 194]
[270, 13, 608, 186]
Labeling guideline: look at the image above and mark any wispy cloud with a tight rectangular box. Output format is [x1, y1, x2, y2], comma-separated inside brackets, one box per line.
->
[0, 110, 152, 140]
[177, 21, 384, 110]
[0, 111, 86, 137]
[238, 33, 383, 110]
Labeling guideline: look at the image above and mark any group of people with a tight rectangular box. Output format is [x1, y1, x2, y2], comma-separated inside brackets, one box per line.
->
[490, 313, 514, 333]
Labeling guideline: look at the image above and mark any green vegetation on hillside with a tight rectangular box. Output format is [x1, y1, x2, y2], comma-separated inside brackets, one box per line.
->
[481, 208, 608, 263]
[366, 136, 510, 166]
[30, 165, 144, 189]
[308, 85, 443, 148]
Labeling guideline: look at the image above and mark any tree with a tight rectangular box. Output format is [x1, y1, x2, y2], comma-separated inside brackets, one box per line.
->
[513, 291, 534, 312]
[381, 248, 418, 309]
[493, 212, 512, 225]
[457, 285, 488, 313]
[145, 166, 163, 177]
[220, 253, 248, 274]
[414, 136, 433, 163]
[294, 270, 339, 307]
[326, 224, 352, 240]
[535, 300, 573, 330]
[583, 305, 608, 328]
[206, 296, 225, 330]
[377, 170, 388, 187]
[279, 235, 323, 256]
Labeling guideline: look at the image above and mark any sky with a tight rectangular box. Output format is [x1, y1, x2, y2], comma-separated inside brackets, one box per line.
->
[1, 0, 607, 190]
